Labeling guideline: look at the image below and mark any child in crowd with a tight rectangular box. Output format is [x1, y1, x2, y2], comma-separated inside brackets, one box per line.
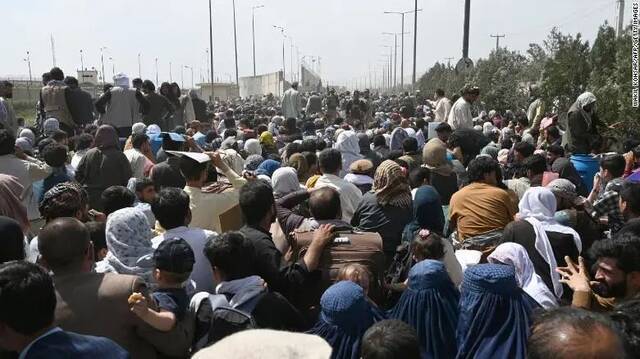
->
[33, 142, 73, 202]
[337, 263, 372, 297]
[85, 221, 108, 262]
[129, 237, 195, 331]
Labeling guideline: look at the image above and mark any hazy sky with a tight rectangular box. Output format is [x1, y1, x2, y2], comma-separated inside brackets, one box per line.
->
[3, 0, 629, 87]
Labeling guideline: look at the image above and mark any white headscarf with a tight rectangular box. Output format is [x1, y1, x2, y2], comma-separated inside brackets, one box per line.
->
[517, 187, 582, 298]
[244, 138, 262, 156]
[113, 73, 130, 89]
[103, 207, 154, 282]
[488, 243, 559, 309]
[146, 124, 161, 135]
[334, 130, 362, 177]
[271, 167, 301, 199]
[572, 91, 597, 129]
[132, 122, 146, 135]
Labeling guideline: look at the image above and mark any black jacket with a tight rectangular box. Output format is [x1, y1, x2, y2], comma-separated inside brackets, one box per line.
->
[66, 87, 95, 125]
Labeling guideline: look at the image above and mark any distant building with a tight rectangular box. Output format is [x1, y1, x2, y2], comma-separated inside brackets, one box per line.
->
[77, 70, 99, 85]
[197, 83, 239, 101]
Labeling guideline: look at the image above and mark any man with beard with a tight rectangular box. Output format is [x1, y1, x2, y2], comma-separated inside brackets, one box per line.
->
[558, 232, 640, 311]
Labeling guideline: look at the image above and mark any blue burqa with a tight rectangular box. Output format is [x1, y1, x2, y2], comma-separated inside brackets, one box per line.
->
[388, 260, 459, 359]
[456, 264, 538, 359]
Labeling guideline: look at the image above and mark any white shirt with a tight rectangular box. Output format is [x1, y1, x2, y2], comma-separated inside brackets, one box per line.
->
[0, 154, 51, 220]
[315, 173, 363, 223]
[447, 97, 473, 130]
[151, 226, 216, 294]
[433, 97, 452, 123]
[19, 327, 63, 359]
[281, 88, 301, 119]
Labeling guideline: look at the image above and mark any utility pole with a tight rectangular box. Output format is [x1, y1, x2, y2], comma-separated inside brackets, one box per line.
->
[169, 61, 173, 82]
[80, 49, 84, 71]
[382, 32, 406, 91]
[444, 57, 454, 67]
[181, 65, 184, 89]
[24, 51, 32, 101]
[412, 0, 418, 90]
[50, 35, 56, 67]
[273, 25, 286, 91]
[462, 0, 471, 59]
[109, 57, 115, 80]
[100, 47, 107, 84]
[208, 0, 215, 100]
[137, 53, 142, 78]
[385, 9, 422, 90]
[617, 0, 626, 37]
[232, 0, 240, 85]
[252, 5, 264, 77]
[155, 58, 159, 86]
[490, 34, 505, 52]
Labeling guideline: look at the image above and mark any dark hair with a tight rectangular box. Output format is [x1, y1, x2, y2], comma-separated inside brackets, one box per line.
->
[609, 298, 640, 355]
[132, 78, 143, 86]
[0, 261, 57, 335]
[223, 118, 236, 130]
[548, 144, 565, 157]
[546, 126, 560, 140]
[411, 232, 445, 260]
[0, 129, 16, 155]
[408, 167, 431, 189]
[85, 221, 106, 261]
[402, 137, 418, 153]
[38, 217, 90, 271]
[41, 142, 67, 167]
[621, 181, 640, 216]
[135, 177, 155, 193]
[151, 188, 190, 230]
[75, 133, 94, 151]
[435, 88, 445, 97]
[600, 154, 626, 178]
[303, 151, 318, 169]
[301, 139, 317, 153]
[131, 133, 149, 149]
[162, 136, 183, 152]
[373, 134, 386, 147]
[142, 80, 155, 92]
[204, 232, 254, 280]
[590, 232, 640, 274]
[179, 156, 208, 181]
[514, 141, 535, 158]
[239, 180, 274, 225]
[49, 67, 64, 81]
[528, 307, 625, 359]
[435, 122, 452, 133]
[524, 154, 547, 176]
[316, 138, 327, 151]
[309, 187, 342, 220]
[63, 76, 79, 87]
[361, 319, 421, 359]
[318, 148, 342, 174]
[467, 156, 499, 183]
[50, 129, 68, 143]
[101, 186, 135, 216]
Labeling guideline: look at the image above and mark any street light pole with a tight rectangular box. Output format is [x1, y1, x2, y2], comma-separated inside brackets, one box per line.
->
[252, 5, 264, 77]
[385, 9, 422, 90]
[232, 0, 239, 85]
[412, 0, 418, 90]
[155, 58, 159, 85]
[181, 65, 184, 89]
[24, 51, 32, 100]
[273, 25, 286, 91]
[100, 47, 107, 85]
[208, 0, 215, 100]
[137, 53, 142, 78]
[169, 61, 173, 82]
[109, 57, 115, 80]
[80, 49, 84, 71]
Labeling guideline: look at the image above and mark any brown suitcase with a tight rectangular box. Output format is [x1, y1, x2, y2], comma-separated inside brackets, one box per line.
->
[291, 230, 386, 308]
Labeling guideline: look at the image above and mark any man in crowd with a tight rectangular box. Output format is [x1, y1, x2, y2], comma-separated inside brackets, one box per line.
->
[314, 148, 363, 223]
[150, 134, 187, 190]
[63, 76, 94, 126]
[588, 154, 626, 234]
[180, 151, 247, 233]
[0, 261, 129, 358]
[281, 82, 301, 120]
[431, 88, 452, 123]
[619, 181, 640, 224]
[151, 187, 216, 294]
[39, 67, 75, 135]
[141, 80, 175, 130]
[0, 81, 17, 135]
[124, 133, 153, 180]
[447, 85, 479, 130]
[95, 73, 150, 137]
[306, 92, 322, 115]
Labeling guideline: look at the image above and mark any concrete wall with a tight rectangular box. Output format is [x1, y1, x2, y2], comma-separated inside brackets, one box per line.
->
[239, 71, 285, 98]
[197, 83, 239, 101]
[300, 65, 322, 93]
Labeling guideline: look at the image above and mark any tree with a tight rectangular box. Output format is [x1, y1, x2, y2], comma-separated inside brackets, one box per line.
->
[613, 26, 640, 137]
[589, 23, 619, 129]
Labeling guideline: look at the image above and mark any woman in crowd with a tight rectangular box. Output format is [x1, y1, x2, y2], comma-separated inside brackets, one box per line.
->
[388, 260, 459, 359]
[76, 125, 132, 211]
[488, 242, 558, 309]
[351, 160, 413, 262]
[271, 167, 302, 200]
[307, 281, 380, 359]
[423, 140, 458, 204]
[334, 130, 363, 178]
[456, 264, 538, 359]
[500, 187, 582, 302]
[96, 207, 154, 283]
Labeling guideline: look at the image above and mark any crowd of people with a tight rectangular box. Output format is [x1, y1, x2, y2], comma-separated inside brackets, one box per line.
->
[1, 67, 640, 359]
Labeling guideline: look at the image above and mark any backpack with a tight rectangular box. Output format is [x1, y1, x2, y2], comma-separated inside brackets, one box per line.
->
[190, 292, 258, 352]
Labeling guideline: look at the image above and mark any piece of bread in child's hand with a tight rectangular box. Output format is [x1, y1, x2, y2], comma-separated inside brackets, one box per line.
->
[128, 292, 144, 304]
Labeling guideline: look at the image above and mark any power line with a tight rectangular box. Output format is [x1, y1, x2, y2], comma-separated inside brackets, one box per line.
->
[490, 34, 505, 52]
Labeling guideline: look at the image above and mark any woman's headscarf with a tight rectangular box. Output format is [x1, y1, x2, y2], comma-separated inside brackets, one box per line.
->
[488, 243, 559, 309]
[271, 167, 301, 199]
[244, 138, 262, 156]
[104, 207, 154, 282]
[307, 281, 379, 359]
[287, 153, 309, 182]
[373, 160, 412, 209]
[244, 154, 265, 171]
[422, 140, 453, 176]
[256, 159, 281, 177]
[402, 185, 445, 242]
[146, 124, 161, 135]
[132, 122, 146, 135]
[18, 128, 35, 145]
[517, 187, 582, 298]
[573, 91, 597, 126]
[43, 118, 60, 136]
[357, 133, 372, 154]
[92, 125, 120, 150]
[388, 260, 459, 358]
[335, 131, 363, 176]
[456, 264, 537, 359]
[0, 216, 25, 263]
[389, 127, 409, 151]
[260, 131, 276, 147]
[480, 145, 499, 160]
[0, 175, 29, 232]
